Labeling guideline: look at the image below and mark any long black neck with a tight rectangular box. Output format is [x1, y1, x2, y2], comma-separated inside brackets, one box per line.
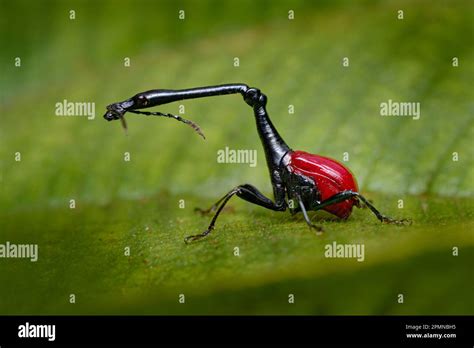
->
[247, 90, 291, 173]
[112, 83, 291, 176]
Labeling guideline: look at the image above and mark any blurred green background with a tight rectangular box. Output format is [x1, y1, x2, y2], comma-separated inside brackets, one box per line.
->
[0, 0, 473, 315]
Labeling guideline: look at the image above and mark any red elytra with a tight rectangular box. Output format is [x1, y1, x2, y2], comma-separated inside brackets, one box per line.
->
[288, 150, 359, 219]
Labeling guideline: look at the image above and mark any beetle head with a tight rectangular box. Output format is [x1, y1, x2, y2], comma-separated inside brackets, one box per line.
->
[104, 103, 126, 121]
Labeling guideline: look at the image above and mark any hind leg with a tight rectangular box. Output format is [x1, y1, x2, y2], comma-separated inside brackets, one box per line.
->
[312, 191, 411, 225]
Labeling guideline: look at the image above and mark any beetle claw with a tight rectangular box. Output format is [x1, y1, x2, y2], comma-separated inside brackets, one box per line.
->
[381, 216, 412, 226]
[184, 227, 213, 244]
[194, 206, 216, 216]
[397, 218, 412, 226]
[184, 234, 202, 244]
[309, 224, 324, 235]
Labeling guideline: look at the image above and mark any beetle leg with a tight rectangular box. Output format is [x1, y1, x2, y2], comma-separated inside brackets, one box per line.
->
[194, 195, 229, 216]
[295, 194, 324, 234]
[312, 190, 411, 225]
[355, 197, 373, 209]
[355, 193, 411, 225]
[185, 189, 237, 243]
[185, 184, 286, 243]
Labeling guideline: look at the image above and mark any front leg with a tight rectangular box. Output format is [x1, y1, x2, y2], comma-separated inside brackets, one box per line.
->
[185, 184, 286, 243]
[295, 193, 324, 234]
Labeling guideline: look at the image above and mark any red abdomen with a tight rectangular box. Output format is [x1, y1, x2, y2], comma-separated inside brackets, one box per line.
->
[288, 150, 359, 219]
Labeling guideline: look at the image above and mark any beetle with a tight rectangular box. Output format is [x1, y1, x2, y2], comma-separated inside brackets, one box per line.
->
[104, 84, 410, 243]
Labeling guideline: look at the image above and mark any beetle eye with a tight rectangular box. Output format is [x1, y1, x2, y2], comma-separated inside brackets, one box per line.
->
[137, 95, 149, 106]
[104, 111, 115, 121]
[103, 110, 122, 121]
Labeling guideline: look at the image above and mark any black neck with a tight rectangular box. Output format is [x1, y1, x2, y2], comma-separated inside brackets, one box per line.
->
[252, 99, 291, 174]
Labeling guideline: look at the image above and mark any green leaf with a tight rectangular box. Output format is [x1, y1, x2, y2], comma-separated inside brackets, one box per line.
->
[1, 0, 473, 314]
